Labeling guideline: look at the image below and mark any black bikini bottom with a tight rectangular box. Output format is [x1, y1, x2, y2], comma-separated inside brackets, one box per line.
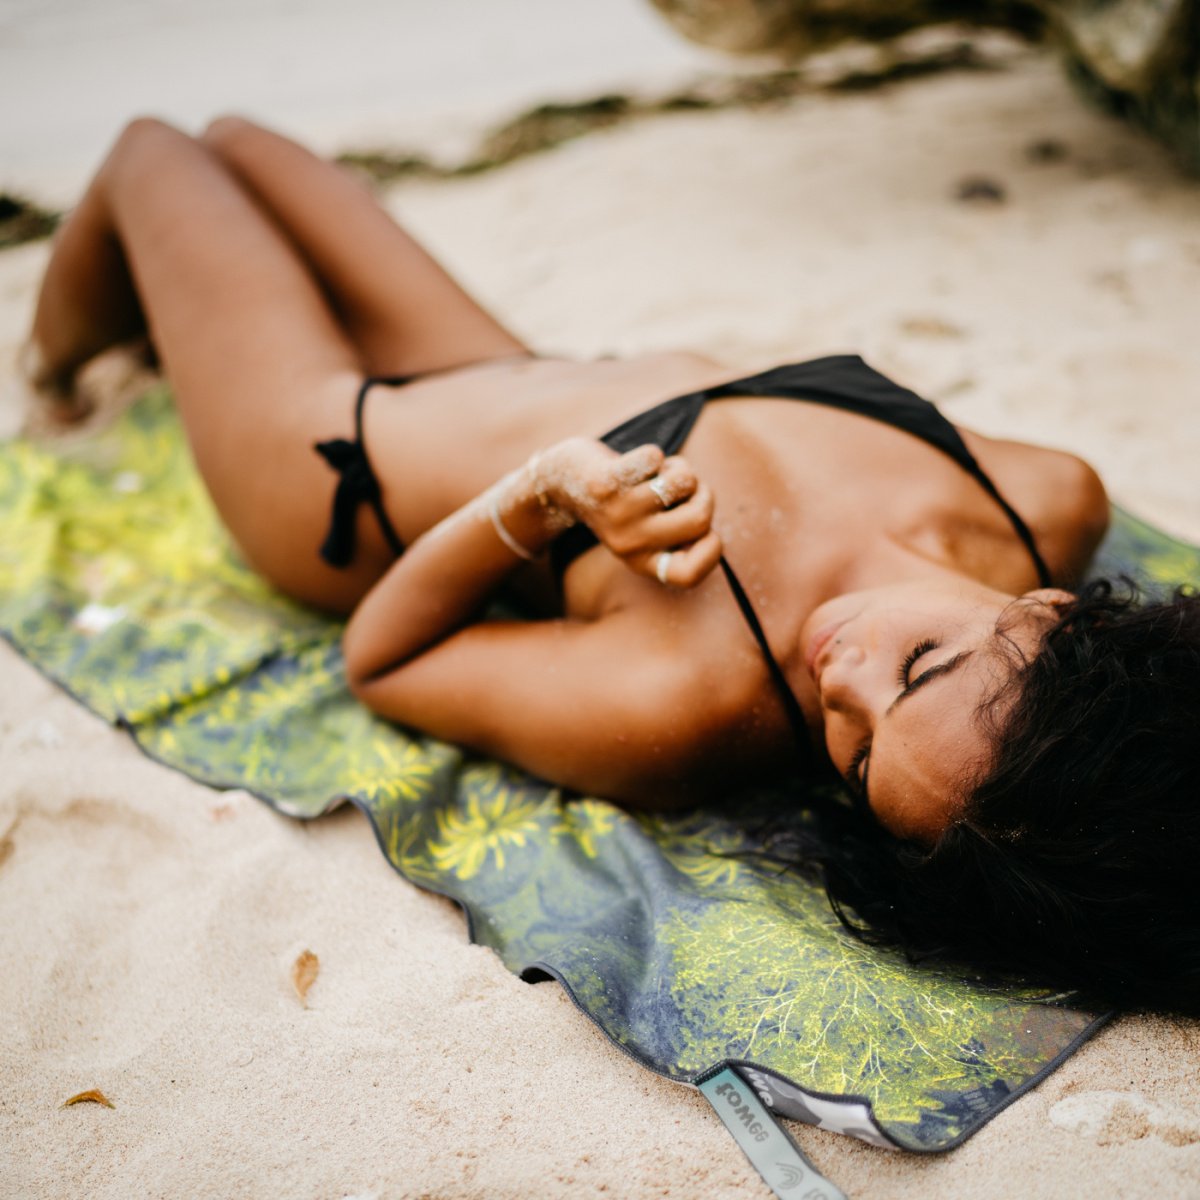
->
[315, 353, 539, 567]
[314, 375, 411, 568]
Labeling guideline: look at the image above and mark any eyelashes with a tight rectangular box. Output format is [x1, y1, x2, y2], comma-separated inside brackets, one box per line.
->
[846, 741, 870, 792]
[897, 637, 940, 691]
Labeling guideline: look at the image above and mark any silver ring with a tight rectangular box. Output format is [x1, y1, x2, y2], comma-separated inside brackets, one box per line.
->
[655, 551, 673, 585]
[648, 477, 672, 509]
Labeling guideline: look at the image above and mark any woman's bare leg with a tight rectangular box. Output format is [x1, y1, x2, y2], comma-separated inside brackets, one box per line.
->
[26, 179, 147, 396]
[26, 118, 420, 612]
[198, 115, 529, 377]
[29, 115, 527, 392]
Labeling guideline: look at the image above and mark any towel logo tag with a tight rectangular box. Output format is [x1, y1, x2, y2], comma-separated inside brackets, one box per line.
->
[699, 1068, 847, 1200]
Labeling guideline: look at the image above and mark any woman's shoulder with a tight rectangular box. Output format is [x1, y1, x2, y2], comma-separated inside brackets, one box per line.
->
[961, 429, 1110, 584]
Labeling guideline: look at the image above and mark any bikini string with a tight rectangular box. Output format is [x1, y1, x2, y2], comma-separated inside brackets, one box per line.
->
[958, 462, 1054, 588]
[315, 376, 410, 567]
[719, 556, 814, 769]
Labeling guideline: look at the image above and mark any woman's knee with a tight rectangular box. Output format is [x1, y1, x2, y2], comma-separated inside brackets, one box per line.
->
[103, 117, 195, 188]
[111, 114, 252, 164]
[114, 115, 187, 153]
[200, 115, 261, 158]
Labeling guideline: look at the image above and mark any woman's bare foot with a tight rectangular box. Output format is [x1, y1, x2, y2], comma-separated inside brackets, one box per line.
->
[16, 338, 157, 435]
[15, 339, 94, 428]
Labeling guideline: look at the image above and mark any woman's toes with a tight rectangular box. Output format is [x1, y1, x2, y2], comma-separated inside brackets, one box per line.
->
[12, 340, 90, 431]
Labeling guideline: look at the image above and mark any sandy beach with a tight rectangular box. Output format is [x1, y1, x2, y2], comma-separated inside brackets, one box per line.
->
[2, 10, 1200, 1198]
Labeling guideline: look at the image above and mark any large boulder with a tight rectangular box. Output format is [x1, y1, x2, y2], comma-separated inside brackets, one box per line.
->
[650, 0, 1200, 171]
[1050, 0, 1199, 172]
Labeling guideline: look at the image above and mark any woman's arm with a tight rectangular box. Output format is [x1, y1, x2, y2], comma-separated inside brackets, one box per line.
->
[342, 437, 720, 682]
[341, 438, 729, 800]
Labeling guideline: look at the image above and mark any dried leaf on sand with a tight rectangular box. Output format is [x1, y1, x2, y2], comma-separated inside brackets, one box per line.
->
[61, 1089, 114, 1109]
[292, 949, 319, 1006]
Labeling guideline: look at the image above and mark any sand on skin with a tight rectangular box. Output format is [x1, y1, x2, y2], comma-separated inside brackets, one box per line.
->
[2, 50, 1200, 1200]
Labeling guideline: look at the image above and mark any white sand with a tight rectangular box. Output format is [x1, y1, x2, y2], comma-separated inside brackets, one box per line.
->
[0, 0, 726, 207]
[3, 44, 1200, 1200]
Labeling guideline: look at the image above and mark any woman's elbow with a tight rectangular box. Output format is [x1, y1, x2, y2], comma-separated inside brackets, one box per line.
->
[344, 661, 372, 704]
[343, 658, 404, 723]
[341, 627, 383, 699]
[341, 632, 421, 724]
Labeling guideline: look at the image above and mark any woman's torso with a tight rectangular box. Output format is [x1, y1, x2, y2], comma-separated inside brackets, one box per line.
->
[346, 350, 1106, 775]
[362, 348, 1097, 595]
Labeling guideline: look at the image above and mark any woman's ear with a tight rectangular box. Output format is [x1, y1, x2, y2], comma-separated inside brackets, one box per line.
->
[1024, 587, 1076, 611]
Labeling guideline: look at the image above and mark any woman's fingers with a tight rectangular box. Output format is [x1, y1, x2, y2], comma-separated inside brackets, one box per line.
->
[648, 531, 724, 589]
[555, 443, 720, 585]
[599, 451, 699, 521]
[641, 456, 697, 511]
[535, 438, 661, 524]
[603, 481, 715, 556]
[597, 443, 663, 500]
[601, 456, 697, 521]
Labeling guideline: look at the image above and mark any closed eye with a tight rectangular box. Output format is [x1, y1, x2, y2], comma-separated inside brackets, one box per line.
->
[845, 740, 870, 792]
[844, 740, 874, 819]
[886, 650, 973, 717]
[897, 638, 940, 691]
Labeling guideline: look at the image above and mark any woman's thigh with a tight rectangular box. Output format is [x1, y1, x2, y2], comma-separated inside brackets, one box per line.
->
[101, 120, 394, 610]
[199, 116, 529, 377]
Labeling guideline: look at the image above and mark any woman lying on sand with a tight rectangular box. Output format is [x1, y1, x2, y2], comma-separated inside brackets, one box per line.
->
[23, 117, 1199, 1013]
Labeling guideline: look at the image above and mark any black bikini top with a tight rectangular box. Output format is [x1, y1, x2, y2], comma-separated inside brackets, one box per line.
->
[550, 355, 1053, 764]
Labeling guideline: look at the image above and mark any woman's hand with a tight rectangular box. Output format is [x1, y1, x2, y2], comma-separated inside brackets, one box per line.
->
[532, 438, 723, 588]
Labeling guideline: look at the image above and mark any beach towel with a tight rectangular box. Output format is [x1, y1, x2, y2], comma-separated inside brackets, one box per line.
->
[3, 385, 1194, 1157]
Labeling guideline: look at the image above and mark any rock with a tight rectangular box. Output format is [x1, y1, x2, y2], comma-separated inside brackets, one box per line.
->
[1047, 0, 1186, 94]
[649, 0, 1200, 171]
[647, 0, 1034, 56]
[1055, 0, 1200, 173]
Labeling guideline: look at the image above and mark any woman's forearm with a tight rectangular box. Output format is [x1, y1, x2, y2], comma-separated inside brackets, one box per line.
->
[341, 454, 566, 686]
[341, 434, 721, 690]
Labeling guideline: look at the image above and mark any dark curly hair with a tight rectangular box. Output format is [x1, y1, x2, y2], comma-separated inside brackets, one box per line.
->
[789, 579, 1200, 1015]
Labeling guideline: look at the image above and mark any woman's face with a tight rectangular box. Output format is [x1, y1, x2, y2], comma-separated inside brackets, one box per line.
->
[799, 580, 1071, 841]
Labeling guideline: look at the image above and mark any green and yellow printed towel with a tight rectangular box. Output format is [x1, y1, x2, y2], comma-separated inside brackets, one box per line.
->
[4, 387, 1194, 1150]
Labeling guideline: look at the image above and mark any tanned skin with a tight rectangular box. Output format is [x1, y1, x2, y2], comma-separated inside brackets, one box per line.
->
[26, 117, 1110, 829]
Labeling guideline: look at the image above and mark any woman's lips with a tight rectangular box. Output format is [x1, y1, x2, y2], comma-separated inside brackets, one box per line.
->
[803, 616, 851, 678]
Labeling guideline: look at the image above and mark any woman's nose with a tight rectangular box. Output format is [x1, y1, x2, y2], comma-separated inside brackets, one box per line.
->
[818, 644, 873, 718]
